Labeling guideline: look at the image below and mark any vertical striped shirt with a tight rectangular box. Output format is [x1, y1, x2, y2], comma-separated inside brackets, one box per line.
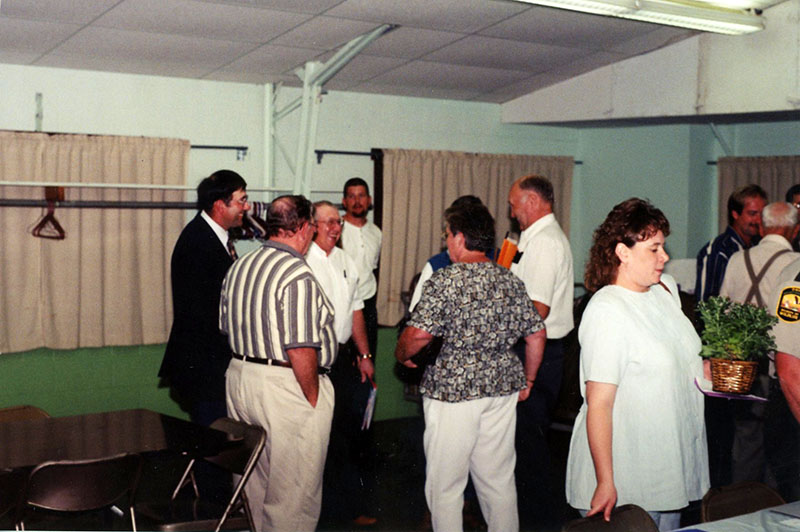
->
[219, 240, 337, 368]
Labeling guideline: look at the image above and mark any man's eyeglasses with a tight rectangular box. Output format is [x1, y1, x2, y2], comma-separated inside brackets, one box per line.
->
[318, 219, 344, 227]
[228, 195, 249, 206]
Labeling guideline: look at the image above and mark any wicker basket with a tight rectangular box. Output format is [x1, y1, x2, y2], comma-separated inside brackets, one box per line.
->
[710, 358, 759, 394]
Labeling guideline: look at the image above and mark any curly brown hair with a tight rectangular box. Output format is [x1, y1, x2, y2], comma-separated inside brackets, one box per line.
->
[584, 198, 670, 292]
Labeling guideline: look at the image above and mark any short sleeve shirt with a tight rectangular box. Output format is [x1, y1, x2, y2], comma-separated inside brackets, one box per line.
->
[770, 258, 800, 359]
[566, 274, 708, 511]
[510, 213, 574, 339]
[408, 261, 545, 402]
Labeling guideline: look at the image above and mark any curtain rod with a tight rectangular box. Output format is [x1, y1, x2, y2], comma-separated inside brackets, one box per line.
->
[0, 181, 288, 192]
[314, 149, 584, 165]
[0, 199, 197, 209]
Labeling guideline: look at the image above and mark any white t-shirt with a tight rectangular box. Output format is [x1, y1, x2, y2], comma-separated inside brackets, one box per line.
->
[565, 274, 708, 511]
[341, 220, 382, 301]
[305, 243, 364, 344]
[510, 213, 574, 339]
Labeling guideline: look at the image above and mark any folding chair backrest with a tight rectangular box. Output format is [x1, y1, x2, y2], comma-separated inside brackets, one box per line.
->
[562, 504, 659, 532]
[21, 453, 142, 529]
[207, 417, 264, 476]
[0, 405, 49, 423]
[208, 417, 265, 532]
[701, 481, 785, 522]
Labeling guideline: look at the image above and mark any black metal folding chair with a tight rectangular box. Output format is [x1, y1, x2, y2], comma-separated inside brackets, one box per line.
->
[561, 504, 659, 532]
[16, 453, 142, 531]
[146, 417, 265, 532]
[0, 405, 49, 423]
[701, 481, 785, 522]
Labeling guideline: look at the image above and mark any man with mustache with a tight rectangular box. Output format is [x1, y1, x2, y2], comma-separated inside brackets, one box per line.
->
[695, 183, 767, 492]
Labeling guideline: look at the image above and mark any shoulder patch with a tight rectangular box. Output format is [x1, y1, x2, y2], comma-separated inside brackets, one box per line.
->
[776, 286, 800, 323]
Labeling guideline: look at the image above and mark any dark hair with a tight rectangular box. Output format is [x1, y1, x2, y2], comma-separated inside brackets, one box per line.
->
[585, 198, 670, 292]
[343, 177, 370, 197]
[728, 184, 767, 226]
[444, 204, 495, 253]
[267, 195, 314, 237]
[196, 170, 247, 213]
[786, 184, 800, 203]
[449, 195, 483, 209]
[517, 175, 554, 206]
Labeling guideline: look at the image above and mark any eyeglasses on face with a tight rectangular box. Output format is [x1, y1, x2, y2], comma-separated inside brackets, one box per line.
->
[318, 218, 344, 227]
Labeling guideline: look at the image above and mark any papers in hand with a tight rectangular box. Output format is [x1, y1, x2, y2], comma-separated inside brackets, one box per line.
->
[361, 378, 377, 430]
[694, 377, 767, 402]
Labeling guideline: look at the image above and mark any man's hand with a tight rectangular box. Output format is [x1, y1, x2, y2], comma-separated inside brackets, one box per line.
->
[358, 357, 375, 383]
[287, 347, 320, 407]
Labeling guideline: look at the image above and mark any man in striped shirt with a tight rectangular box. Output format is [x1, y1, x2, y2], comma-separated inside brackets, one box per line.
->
[219, 195, 337, 532]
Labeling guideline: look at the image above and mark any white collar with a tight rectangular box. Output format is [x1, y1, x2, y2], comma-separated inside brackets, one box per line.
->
[519, 212, 556, 247]
[201, 210, 229, 248]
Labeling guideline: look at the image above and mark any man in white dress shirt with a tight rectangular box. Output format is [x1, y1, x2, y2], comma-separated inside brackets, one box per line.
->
[340, 177, 382, 356]
[307, 201, 378, 527]
[507, 174, 574, 529]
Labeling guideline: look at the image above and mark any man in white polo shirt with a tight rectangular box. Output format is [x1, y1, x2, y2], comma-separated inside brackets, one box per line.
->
[507, 174, 574, 529]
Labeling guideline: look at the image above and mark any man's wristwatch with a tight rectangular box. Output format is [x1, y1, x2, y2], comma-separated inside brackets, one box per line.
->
[359, 352, 373, 360]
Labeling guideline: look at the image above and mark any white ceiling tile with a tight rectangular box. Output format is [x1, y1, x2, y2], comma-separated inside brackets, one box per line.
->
[322, 54, 408, 83]
[0, 0, 709, 103]
[349, 83, 484, 101]
[609, 26, 696, 54]
[203, 70, 300, 84]
[361, 27, 464, 59]
[34, 54, 220, 79]
[48, 27, 257, 67]
[370, 60, 530, 92]
[216, 44, 322, 74]
[477, 77, 558, 103]
[94, 0, 313, 43]
[424, 35, 587, 73]
[270, 15, 381, 48]
[0, 0, 119, 24]
[327, 0, 529, 33]
[479, 5, 658, 50]
[0, 50, 41, 65]
[0, 18, 81, 54]
[194, 0, 346, 15]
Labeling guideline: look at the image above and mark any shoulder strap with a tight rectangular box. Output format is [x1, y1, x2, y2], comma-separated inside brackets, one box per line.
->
[744, 248, 792, 307]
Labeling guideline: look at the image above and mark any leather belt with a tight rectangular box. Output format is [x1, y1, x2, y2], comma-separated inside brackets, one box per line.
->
[232, 353, 330, 375]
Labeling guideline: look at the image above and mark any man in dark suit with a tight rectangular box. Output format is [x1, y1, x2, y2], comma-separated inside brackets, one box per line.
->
[159, 169, 249, 427]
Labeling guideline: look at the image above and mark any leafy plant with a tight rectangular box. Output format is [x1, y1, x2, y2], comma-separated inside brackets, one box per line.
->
[697, 296, 778, 361]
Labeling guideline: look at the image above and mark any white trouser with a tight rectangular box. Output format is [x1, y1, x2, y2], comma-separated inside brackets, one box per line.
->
[225, 359, 334, 532]
[423, 393, 519, 532]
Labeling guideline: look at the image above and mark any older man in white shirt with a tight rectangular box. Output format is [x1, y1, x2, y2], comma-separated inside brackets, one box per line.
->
[307, 200, 377, 528]
[507, 174, 574, 530]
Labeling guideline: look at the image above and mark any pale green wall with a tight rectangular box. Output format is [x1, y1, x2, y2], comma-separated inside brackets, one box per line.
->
[5, 62, 800, 420]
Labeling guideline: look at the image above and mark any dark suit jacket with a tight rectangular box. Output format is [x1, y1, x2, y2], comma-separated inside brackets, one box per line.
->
[160, 213, 233, 401]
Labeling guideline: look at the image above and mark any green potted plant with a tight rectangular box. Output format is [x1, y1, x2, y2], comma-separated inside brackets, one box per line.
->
[697, 295, 778, 394]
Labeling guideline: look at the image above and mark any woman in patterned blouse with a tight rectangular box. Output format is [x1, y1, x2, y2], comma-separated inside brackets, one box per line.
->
[396, 203, 547, 532]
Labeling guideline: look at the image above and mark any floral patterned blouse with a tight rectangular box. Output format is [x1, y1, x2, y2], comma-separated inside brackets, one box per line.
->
[408, 261, 545, 402]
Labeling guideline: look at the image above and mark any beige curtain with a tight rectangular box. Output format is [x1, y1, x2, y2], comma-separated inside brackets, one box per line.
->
[378, 148, 573, 325]
[717, 156, 800, 231]
[0, 131, 188, 353]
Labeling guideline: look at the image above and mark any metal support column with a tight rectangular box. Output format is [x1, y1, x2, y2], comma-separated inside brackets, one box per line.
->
[268, 24, 397, 197]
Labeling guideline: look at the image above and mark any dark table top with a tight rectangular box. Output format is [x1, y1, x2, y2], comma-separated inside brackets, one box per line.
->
[0, 409, 230, 470]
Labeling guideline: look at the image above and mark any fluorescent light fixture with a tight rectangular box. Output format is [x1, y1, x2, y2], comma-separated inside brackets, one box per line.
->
[515, 0, 764, 34]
